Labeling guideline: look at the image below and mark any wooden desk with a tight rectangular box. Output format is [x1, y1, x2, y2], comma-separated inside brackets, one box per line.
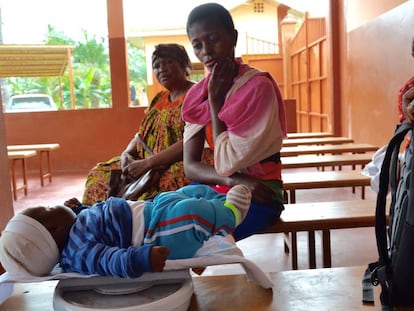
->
[190, 266, 382, 311]
[287, 132, 334, 139]
[282, 170, 371, 203]
[8, 150, 37, 200]
[282, 136, 354, 147]
[261, 199, 378, 269]
[281, 143, 378, 157]
[282, 153, 373, 170]
[7, 144, 60, 186]
[0, 266, 383, 310]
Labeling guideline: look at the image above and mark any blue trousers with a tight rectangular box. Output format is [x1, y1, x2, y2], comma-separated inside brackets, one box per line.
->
[143, 184, 236, 259]
[233, 201, 284, 241]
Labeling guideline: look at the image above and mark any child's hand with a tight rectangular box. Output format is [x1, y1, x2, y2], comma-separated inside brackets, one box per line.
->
[191, 267, 206, 275]
[150, 246, 170, 272]
[64, 197, 81, 210]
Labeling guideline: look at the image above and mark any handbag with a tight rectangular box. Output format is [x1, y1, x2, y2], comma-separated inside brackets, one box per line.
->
[107, 169, 161, 200]
[107, 133, 160, 200]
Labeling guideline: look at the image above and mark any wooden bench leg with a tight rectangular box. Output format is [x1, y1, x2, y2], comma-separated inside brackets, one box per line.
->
[39, 150, 53, 186]
[22, 158, 28, 196]
[291, 232, 298, 270]
[283, 232, 298, 270]
[289, 190, 296, 204]
[10, 158, 29, 200]
[322, 229, 332, 268]
[283, 190, 289, 204]
[361, 186, 365, 199]
[283, 232, 290, 253]
[308, 231, 316, 269]
[11, 159, 18, 201]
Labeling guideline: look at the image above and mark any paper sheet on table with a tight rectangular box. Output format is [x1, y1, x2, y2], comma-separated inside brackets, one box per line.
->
[0, 235, 273, 305]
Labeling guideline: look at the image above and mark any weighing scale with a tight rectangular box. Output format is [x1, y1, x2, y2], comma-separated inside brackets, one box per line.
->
[53, 270, 193, 311]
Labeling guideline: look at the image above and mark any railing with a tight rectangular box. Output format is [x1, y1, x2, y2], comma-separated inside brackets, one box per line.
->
[245, 33, 280, 55]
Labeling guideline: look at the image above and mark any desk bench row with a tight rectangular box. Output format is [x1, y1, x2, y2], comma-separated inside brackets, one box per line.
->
[7, 144, 60, 200]
[259, 199, 383, 270]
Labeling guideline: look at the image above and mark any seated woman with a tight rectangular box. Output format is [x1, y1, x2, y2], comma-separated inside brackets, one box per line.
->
[82, 43, 196, 205]
[182, 3, 287, 241]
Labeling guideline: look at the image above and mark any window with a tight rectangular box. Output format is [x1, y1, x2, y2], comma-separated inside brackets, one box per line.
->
[0, 0, 112, 110]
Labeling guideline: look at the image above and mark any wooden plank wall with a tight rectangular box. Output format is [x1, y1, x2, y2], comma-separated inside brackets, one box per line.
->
[289, 15, 329, 133]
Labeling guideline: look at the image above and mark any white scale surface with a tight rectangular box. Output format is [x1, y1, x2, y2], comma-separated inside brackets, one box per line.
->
[53, 270, 193, 311]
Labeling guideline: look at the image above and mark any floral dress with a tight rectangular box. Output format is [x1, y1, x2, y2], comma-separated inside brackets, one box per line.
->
[82, 91, 191, 205]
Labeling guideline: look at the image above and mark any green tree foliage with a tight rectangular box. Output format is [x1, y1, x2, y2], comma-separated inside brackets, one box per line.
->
[5, 25, 146, 109]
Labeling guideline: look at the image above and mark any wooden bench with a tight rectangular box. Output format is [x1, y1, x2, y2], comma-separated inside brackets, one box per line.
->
[282, 170, 371, 203]
[260, 199, 383, 270]
[8, 150, 37, 200]
[281, 143, 379, 157]
[282, 153, 373, 170]
[282, 136, 354, 147]
[7, 144, 60, 186]
[286, 132, 334, 139]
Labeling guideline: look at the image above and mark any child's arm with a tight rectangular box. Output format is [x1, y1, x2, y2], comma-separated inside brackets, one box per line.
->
[61, 242, 158, 278]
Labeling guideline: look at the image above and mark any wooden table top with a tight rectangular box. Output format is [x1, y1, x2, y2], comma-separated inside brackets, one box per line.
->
[281, 143, 378, 157]
[282, 153, 373, 169]
[282, 170, 371, 190]
[280, 199, 378, 230]
[282, 136, 354, 147]
[0, 266, 383, 311]
[7, 150, 37, 159]
[7, 143, 60, 151]
[286, 132, 334, 139]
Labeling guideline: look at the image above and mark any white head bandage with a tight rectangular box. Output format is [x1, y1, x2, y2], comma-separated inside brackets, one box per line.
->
[0, 214, 59, 277]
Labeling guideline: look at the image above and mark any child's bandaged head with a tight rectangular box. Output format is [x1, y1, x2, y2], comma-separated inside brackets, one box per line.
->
[0, 214, 59, 276]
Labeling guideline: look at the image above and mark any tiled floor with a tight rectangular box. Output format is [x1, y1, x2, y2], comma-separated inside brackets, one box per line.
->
[11, 168, 379, 275]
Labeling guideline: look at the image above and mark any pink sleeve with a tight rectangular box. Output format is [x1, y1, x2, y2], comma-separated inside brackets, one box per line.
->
[214, 76, 284, 176]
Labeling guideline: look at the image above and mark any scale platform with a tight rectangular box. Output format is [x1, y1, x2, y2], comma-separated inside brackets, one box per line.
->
[53, 270, 193, 311]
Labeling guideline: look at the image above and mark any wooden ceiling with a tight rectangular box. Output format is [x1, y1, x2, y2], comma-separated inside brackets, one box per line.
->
[0, 45, 73, 78]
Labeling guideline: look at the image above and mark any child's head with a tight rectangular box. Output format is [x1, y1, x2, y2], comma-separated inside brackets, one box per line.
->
[0, 205, 76, 277]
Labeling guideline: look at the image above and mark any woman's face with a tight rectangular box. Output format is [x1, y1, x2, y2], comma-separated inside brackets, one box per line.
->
[188, 17, 236, 72]
[152, 56, 187, 90]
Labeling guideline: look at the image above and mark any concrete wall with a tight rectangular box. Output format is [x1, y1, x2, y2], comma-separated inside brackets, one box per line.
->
[343, 0, 414, 146]
[3, 107, 146, 173]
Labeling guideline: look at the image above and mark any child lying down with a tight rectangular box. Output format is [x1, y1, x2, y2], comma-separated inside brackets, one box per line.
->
[0, 184, 251, 278]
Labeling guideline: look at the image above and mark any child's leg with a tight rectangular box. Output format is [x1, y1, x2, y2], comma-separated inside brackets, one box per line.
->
[233, 201, 283, 241]
[144, 184, 251, 259]
[144, 194, 236, 259]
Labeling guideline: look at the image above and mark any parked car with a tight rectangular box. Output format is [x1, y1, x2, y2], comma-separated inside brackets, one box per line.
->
[5, 94, 58, 112]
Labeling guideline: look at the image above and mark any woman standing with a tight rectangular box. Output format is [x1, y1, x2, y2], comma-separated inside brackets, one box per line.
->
[182, 3, 287, 240]
[82, 44, 195, 205]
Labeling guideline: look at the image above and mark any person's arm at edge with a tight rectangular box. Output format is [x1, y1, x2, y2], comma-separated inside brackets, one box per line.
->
[184, 130, 231, 185]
